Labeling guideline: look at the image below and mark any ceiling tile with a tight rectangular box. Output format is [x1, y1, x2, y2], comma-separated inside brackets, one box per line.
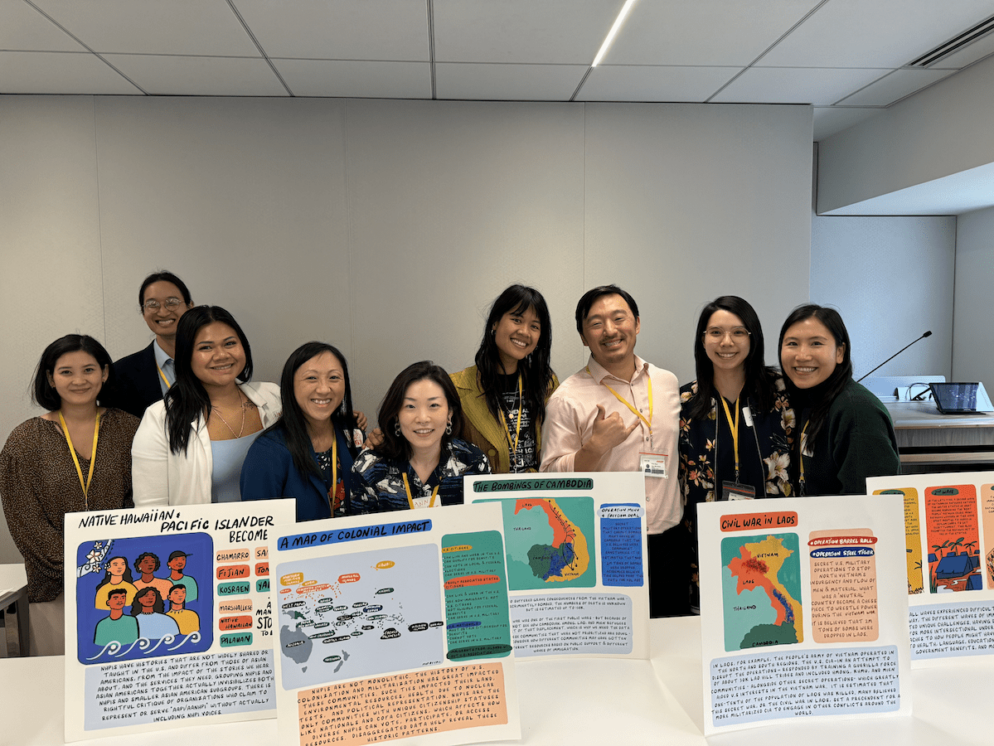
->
[836, 68, 956, 107]
[272, 59, 430, 98]
[813, 107, 882, 140]
[577, 65, 741, 102]
[232, 0, 429, 61]
[712, 67, 887, 105]
[104, 55, 288, 96]
[604, 0, 821, 66]
[31, 0, 260, 56]
[760, 0, 994, 68]
[433, 0, 625, 64]
[436, 63, 586, 101]
[928, 31, 994, 70]
[0, 1, 85, 52]
[0, 51, 140, 94]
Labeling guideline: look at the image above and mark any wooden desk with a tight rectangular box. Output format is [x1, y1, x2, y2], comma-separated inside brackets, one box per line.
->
[886, 403, 994, 470]
[0, 563, 29, 657]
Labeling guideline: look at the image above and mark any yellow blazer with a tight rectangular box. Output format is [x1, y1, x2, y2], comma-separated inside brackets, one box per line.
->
[450, 365, 559, 474]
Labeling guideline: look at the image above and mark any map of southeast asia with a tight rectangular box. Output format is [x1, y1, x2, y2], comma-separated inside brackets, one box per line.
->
[486, 497, 596, 590]
[721, 534, 803, 651]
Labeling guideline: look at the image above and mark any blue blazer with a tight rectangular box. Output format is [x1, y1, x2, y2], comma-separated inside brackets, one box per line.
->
[240, 425, 358, 522]
[108, 342, 164, 419]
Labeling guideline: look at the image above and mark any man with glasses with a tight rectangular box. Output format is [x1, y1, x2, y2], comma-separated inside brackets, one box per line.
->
[108, 271, 195, 418]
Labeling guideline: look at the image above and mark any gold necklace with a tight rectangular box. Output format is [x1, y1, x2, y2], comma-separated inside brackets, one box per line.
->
[211, 392, 246, 438]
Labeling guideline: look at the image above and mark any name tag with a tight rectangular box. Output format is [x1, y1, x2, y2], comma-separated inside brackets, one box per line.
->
[640, 452, 668, 479]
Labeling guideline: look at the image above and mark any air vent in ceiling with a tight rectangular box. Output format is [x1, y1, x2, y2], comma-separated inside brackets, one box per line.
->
[908, 14, 994, 67]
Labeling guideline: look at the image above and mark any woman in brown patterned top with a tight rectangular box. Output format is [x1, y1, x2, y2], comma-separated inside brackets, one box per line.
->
[0, 335, 139, 655]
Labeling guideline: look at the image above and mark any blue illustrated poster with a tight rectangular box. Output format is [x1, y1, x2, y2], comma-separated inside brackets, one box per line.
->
[75, 532, 214, 664]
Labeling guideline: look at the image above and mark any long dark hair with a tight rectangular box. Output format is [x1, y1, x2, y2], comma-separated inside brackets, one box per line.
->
[267, 342, 359, 478]
[778, 304, 853, 449]
[32, 334, 115, 411]
[474, 285, 555, 428]
[687, 296, 776, 420]
[164, 306, 254, 454]
[376, 361, 463, 462]
[130, 586, 165, 616]
[95, 557, 134, 590]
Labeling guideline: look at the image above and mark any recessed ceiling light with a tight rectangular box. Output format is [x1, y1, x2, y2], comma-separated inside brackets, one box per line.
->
[592, 0, 639, 68]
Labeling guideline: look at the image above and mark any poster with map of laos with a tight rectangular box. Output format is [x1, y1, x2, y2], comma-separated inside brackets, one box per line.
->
[869, 471, 994, 664]
[63, 500, 295, 742]
[269, 503, 520, 746]
[466, 472, 650, 660]
[697, 495, 911, 736]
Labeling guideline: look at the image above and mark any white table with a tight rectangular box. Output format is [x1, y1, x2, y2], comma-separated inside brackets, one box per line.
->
[0, 563, 29, 657]
[0, 617, 989, 744]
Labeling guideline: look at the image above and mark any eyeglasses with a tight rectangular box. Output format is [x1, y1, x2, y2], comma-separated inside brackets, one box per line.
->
[143, 297, 185, 312]
[704, 327, 751, 340]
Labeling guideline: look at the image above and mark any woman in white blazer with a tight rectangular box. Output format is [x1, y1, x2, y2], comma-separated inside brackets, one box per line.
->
[132, 306, 281, 507]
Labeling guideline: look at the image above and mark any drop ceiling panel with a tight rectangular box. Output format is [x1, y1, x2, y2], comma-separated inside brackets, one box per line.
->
[712, 67, 887, 105]
[604, 0, 821, 66]
[0, 51, 139, 94]
[433, 0, 625, 64]
[274, 59, 431, 98]
[836, 68, 956, 106]
[759, 1, 994, 68]
[31, 0, 260, 56]
[0, 1, 84, 52]
[232, 0, 429, 61]
[813, 107, 882, 141]
[436, 63, 586, 101]
[577, 65, 740, 102]
[105, 55, 288, 96]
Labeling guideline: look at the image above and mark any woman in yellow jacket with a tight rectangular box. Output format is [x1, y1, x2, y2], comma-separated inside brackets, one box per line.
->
[451, 285, 558, 473]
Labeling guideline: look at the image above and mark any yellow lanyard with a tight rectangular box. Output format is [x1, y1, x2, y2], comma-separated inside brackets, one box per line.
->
[497, 374, 523, 455]
[798, 421, 809, 493]
[587, 367, 653, 433]
[403, 473, 439, 509]
[327, 435, 338, 511]
[719, 397, 741, 481]
[59, 411, 101, 507]
[156, 363, 172, 389]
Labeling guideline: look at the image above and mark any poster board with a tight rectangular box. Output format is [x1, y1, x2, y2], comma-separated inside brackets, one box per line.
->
[64, 499, 295, 741]
[466, 472, 649, 659]
[868, 470, 994, 663]
[698, 495, 911, 735]
[270, 503, 520, 746]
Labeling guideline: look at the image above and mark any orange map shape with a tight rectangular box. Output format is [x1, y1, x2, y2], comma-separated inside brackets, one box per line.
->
[727, 536, 802, 639]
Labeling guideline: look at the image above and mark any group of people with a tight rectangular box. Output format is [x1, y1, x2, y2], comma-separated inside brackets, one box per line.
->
[0, 270, 901, 655]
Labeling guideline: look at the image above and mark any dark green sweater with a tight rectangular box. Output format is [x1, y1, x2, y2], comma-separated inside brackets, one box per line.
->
[797, 379, 900, 496]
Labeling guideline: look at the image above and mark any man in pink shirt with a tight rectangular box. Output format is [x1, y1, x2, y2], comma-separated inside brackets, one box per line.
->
[541, 285, 688, 616]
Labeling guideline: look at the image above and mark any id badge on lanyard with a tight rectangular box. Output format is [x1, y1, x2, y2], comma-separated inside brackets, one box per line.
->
[639, 452, 668, 478]
[722, 481, 756, 501]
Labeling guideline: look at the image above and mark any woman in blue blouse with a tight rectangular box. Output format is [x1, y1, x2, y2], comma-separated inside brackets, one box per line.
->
[241, 342, 365, 521]
[351, 361, 490, 513]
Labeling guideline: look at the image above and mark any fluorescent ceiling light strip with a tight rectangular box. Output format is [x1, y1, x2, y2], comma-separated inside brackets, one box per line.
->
[592, 0, 639, 67]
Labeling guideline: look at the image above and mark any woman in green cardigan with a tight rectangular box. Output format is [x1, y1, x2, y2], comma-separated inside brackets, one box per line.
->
[779, 304, 900, 495]
[451, 285, 558, 473]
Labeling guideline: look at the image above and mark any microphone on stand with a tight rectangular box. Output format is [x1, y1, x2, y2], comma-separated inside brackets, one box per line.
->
[856, 331, 932, 383]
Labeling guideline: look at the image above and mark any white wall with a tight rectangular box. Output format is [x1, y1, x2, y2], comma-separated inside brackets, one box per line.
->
[811, 213, 956, 380]
[953, 206, 994, 383]
[818, 53, 994, 214]
[0, 96, 813, 563]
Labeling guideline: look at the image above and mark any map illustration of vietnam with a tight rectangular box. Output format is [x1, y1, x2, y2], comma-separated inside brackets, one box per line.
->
[721, 534, 803, 651]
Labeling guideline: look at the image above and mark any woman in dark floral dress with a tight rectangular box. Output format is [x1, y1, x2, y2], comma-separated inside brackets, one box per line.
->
[678, 296, 795, 611]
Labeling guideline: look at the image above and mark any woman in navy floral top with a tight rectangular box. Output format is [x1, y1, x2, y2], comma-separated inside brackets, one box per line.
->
[679, 296, 795, 610]
[351, 361, 490, 513]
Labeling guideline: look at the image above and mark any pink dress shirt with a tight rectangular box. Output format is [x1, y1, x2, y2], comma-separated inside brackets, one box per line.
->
[540, 355, 682, 535]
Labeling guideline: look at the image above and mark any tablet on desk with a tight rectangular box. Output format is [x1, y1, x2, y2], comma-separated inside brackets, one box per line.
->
[929, 382, 984, 414]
